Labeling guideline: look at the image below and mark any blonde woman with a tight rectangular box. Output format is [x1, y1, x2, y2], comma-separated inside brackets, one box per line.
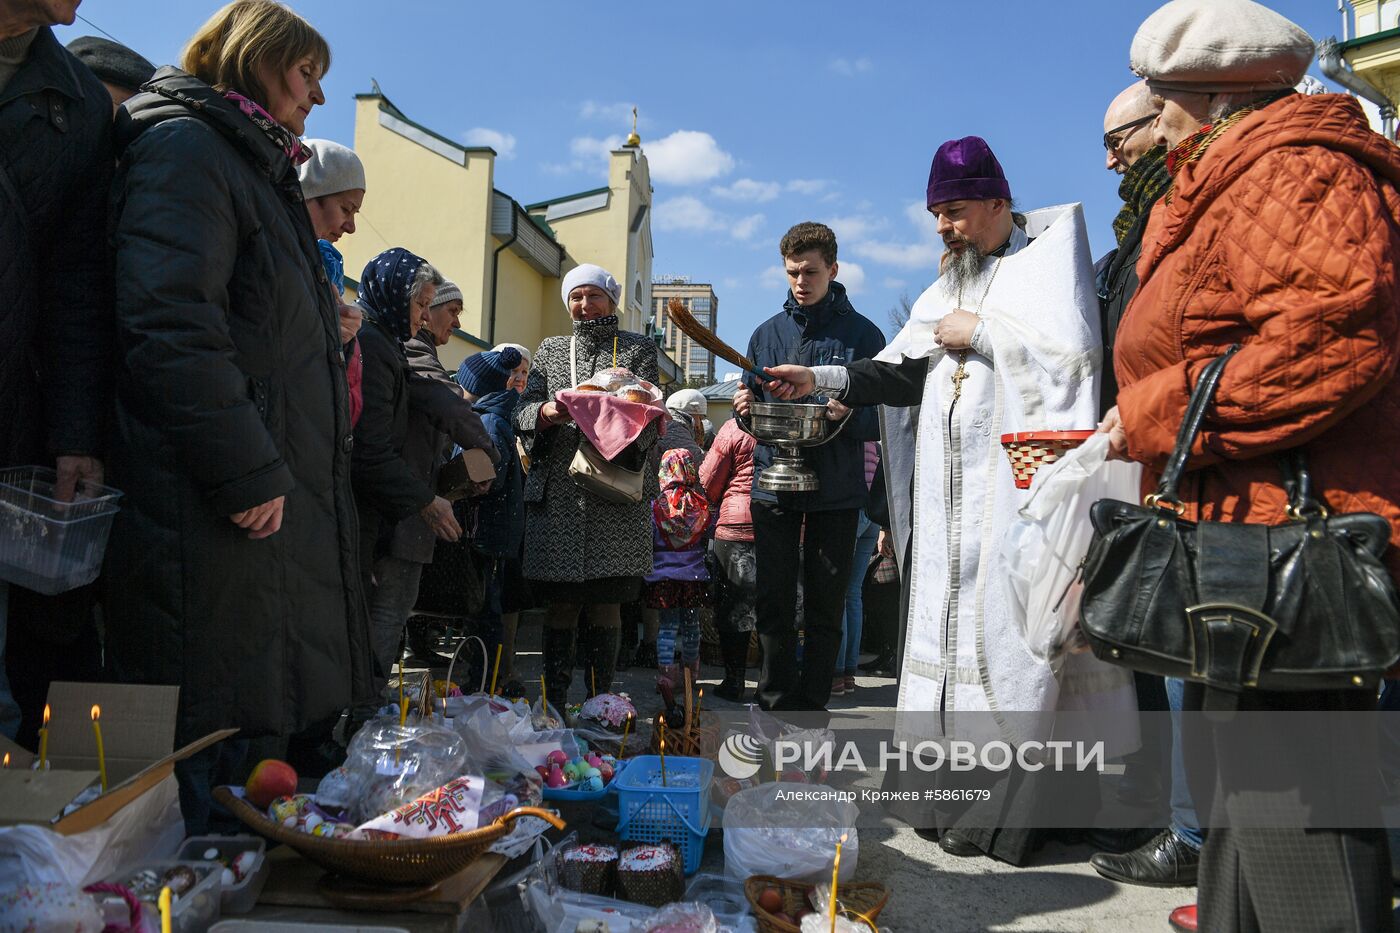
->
[105, 0, 369, 832]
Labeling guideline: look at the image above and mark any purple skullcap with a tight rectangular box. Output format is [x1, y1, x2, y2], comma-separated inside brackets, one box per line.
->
[925, 136, 1011, 210]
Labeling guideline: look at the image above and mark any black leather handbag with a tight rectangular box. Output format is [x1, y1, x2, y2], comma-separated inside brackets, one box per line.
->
[1079, 346, 1400, 699]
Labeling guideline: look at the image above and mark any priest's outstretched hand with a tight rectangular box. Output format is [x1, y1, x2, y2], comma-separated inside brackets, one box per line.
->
[763, 365, 816, 400]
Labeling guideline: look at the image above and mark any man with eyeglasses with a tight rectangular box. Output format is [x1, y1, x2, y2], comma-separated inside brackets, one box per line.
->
[1087, 80, 1204, 895]
[1095, 80, 1168, 419]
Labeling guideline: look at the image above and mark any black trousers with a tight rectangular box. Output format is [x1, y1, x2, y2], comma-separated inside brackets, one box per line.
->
[752, 502, 858, 710]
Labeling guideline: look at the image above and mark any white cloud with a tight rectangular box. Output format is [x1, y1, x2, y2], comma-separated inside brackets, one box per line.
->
[883, 277, 907, 290]
[824, 214, 884, 243]
[655, 197, 764, 243]
[654, 195, 724, 233]
[761, 265, 790, 290]
[722, 276, 743, 289]
[830, 57, 873, 77]
[838, 260, 866, 294]
[852, 240, 940, 270]
[712, 178, 781, 202]
[646, 130, 735, 185]
[580, 100, 635, 125]
[731, 213, 765, 241]
[570, 134, 623, 161]
[786, 178, 830, 195]
[462, 127, 516, 159]
[847, 200, 942, 271]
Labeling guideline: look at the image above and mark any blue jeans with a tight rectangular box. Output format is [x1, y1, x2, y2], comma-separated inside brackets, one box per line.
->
[1166, 676, 1204, 849]
[0, 583, 17, 740]
[836, 515, 879, 675]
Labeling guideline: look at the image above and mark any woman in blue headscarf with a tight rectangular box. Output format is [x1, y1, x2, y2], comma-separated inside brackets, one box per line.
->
[351, 247, 459, 682]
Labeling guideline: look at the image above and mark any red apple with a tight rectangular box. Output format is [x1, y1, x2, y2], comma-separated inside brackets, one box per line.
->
[757, 887, 783, 913]
[245, 759, 298, 809]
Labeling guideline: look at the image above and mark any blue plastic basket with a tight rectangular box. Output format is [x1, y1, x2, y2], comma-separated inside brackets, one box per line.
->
[614, 755, 713, 875]
[542, 757, 629, 802]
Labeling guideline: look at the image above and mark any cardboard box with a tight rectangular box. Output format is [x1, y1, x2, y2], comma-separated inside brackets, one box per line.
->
[0, 681, 235, 833]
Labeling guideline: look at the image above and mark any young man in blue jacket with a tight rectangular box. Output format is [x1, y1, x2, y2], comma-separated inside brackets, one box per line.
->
[733, 222, 886, 710]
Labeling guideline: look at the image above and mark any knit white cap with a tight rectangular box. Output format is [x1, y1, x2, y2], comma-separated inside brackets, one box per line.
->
[560, 263, 622, 308]
[1131, 0, 1314, 93]
[298, 139, 366, 200]
[492, 342, 531, 364]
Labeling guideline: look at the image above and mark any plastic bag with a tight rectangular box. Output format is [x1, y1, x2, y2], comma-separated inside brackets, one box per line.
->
[643, 902, 717, 933]
[722, 783, 857, 884]
[342, 716, 467, 823]
[1000, 432, 1142, 664]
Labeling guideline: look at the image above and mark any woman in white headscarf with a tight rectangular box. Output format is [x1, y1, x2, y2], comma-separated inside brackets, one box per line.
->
[514, 265, 660, 707]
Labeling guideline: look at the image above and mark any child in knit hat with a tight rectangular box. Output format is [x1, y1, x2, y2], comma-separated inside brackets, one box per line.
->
[453, 347, 527, 685]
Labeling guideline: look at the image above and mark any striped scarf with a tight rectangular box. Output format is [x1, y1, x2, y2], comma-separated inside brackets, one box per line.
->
[1165, 91, 1293, 199]
[1112, 146, 1170, 245]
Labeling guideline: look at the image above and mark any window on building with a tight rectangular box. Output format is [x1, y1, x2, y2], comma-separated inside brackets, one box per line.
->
[691, 298, 711, 311]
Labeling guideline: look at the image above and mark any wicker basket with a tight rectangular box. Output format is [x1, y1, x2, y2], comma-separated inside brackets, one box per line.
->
[743, 874, 889, 933]
[647, 711, 720, 760]
[1000, 430, 1096, 489]
[212, 787, 563, 886]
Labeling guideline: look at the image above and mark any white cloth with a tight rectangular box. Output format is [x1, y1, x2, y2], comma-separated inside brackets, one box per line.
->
[882, 204, 1136, 752]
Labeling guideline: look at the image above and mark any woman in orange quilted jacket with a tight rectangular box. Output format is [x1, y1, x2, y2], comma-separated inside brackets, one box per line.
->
[1100, 2, 1400, 930]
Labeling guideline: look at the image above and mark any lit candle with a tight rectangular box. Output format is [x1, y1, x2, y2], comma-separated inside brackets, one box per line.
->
[3, 753, 9, 768]
[38, 704, 49, 770]
[158, 886, 172, 933]
[828, 832, 848, 933]
[539, 675, 548, 714]
[90, 705, 107, 793]
[618, 714, 632, 758]
[489, 643, 503, 697]
[659, 736, 667, 787]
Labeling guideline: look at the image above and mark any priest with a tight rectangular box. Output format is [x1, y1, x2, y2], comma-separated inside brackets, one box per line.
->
[764, 137, 1135, 863]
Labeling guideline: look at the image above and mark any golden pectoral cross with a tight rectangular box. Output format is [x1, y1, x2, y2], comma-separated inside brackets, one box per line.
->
[950, 350, 971, 402]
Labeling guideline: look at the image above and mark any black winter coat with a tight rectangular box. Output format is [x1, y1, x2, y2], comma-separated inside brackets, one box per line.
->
[741, 281, 885, 511]
[1094, 215, 1148, 417]
[105, 69, 371, 743]
[0, 27, 113, 465]
[386, 331, 497, 564]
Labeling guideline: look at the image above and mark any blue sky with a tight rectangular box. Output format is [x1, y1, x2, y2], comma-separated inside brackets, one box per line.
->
[63, 0, 1346, 356]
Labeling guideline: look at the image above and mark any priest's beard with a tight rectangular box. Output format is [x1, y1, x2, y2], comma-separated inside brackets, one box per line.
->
[940, 242, 986, 298]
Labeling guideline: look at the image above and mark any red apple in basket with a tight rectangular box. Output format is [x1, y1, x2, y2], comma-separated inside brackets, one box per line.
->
[245, 759, 298, 809]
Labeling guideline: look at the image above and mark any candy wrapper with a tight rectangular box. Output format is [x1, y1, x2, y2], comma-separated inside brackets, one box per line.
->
[343, 716, 467, 824]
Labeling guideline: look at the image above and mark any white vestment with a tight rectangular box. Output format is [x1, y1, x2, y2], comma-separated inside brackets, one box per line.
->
[880, 204, 1136, 752]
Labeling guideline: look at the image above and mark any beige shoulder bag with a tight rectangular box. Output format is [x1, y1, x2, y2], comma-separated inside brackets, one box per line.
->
[566, 335, 646, 504]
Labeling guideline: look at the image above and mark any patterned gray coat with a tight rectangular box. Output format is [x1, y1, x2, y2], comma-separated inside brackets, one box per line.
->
[515, 316, 659, 584]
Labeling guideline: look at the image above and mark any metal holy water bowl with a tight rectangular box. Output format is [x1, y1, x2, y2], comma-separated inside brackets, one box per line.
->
[748, 401, 838, 493]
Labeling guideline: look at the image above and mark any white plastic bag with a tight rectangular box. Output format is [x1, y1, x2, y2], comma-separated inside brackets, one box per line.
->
[1001, 432, 1142, 664]
[722, 783, 857, 885]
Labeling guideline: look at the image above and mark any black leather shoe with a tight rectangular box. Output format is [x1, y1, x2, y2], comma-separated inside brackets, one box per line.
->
[858, 652, 895, 673]
[939, 830, 984, 858]
[1089, 828, 1199, 887]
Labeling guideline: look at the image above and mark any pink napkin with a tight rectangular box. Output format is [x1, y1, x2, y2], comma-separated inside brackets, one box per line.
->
[557, 390, 665, 460]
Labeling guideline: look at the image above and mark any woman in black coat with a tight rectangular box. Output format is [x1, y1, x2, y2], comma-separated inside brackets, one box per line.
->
[350, 247, 465, 684]
[105, 1, 370, 833]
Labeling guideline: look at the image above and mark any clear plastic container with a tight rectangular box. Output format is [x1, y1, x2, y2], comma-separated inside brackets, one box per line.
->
[177, 835, 268, 915]
[99, 859, 222, 933]
[0, 465, 121, 594]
